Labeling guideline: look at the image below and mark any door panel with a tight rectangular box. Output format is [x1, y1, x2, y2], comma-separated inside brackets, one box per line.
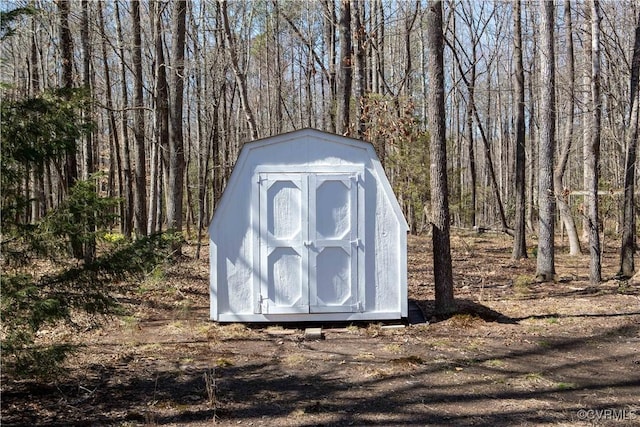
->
[315, 246, 351, 305]
[268, 247, 303, 307]
[316, 179, 351, 239]
[309, 174, 359, 313]
[260, 174, 308, 314]
[267, 180, 302, 239]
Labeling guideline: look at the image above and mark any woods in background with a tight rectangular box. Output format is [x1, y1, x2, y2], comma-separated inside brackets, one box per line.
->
[1, 1, 638, 278]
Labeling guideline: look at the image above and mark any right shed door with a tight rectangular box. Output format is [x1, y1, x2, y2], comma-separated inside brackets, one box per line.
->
[309, 173, 361, 313]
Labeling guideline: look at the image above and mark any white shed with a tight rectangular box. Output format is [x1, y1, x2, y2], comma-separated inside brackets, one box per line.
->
[209, 128, 408, 322]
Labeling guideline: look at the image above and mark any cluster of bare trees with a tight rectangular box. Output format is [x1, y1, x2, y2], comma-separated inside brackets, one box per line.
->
[1, 1, 638, 281]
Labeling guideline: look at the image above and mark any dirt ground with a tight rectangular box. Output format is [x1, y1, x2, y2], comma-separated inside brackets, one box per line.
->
[2, 232, 639, 426]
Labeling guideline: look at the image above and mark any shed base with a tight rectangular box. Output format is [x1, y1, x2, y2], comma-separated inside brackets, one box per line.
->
[212, 311, 405, 323]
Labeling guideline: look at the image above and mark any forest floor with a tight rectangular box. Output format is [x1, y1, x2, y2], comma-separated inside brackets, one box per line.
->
[2, 232, 639, 426]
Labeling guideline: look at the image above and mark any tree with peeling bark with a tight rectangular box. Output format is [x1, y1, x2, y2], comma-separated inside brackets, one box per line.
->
[426, 0, 455, 316]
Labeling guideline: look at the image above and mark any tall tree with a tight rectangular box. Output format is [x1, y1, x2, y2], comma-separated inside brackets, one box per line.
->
[511, 0, 527, 260]
[167, 0, 187, 240]
[535, 0, 556, 282]
[426, 0, 455, 315]
[586, 0, 602, 284]
[618, 11, 640, 278]
[149, 0, 169, 235]
[370, 0, 385, 94]
[336, 0, 352, 135]
[58, 0, 77, 194]
[446, 5, 510, 235]
[554, 0, 582, 256]
[322, 0, 337, 131]
[220, 0, 259, 141]
[114, 0, 133, 237]
[58, 0, 84, 260]
[131, 0, 147, 237]
[98, 0, 123, 234]
[80, 0, 94, 179]
[351, 0, 366, 138]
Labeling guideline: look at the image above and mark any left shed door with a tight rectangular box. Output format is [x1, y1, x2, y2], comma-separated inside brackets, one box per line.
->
[258, 173, 309, 313]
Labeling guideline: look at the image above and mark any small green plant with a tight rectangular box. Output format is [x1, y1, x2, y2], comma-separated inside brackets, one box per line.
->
[484, 359, 505, 368]
[524, 372, 544, 382]
[555, 382, 576, 390]
[284, 354, 307, 366]
[449, 313, 479, 328]
[513, 275, 533, 297]
[175, 299, 192, 319]
[365, 323, 383, 337]
[345, 324, 360, 334]
[147, 265, 166, 283]
[215, 358, 233, 367]
[617, 280, 632, 294]
[384, 343, 402, 354]
[121, 315, 139, 331]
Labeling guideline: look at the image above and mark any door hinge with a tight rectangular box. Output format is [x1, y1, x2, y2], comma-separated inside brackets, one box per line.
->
[256, 294, 264, 314]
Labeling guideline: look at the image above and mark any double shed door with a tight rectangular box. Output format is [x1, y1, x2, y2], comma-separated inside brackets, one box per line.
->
[257, 169, 363, 314]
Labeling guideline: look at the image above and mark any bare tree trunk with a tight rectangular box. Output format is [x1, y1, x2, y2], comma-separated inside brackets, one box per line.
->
[586, 0, 602, 284]
[351, 0, 365, 138]
[466, 93, 477, 228]
[220, 0, 259, 141]
[446, 36, 510, 234]
[131, 0, 147, 237]
[58, 0, 77, 194]
[81, 0, 94, 181]
[167, 0, 187, 245]
[115, 0, 133, 237]
[79, 0, 96, 261]
[336, 0, 352, 135]
[29, 15, 44, 222]
[527, 66, 536, 232]
[58, 0, 84, 260]
[582, 8, 593, 243]
[618, 11, 640, 278]
[554, 0, 582, 256]
[150, 0, 170, 235]
[426, 0, 455, 316]
[322, 0, 337, 132]
[535, 0, 556, 282]
[512, 0, 527, 260]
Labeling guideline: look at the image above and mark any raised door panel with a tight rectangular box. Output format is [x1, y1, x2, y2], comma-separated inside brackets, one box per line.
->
[259, 174, 309, 313]
[309, 174, 360, 313]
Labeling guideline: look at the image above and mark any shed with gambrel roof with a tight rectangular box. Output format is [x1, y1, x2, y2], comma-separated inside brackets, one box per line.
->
[209, 128, 408, 322]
